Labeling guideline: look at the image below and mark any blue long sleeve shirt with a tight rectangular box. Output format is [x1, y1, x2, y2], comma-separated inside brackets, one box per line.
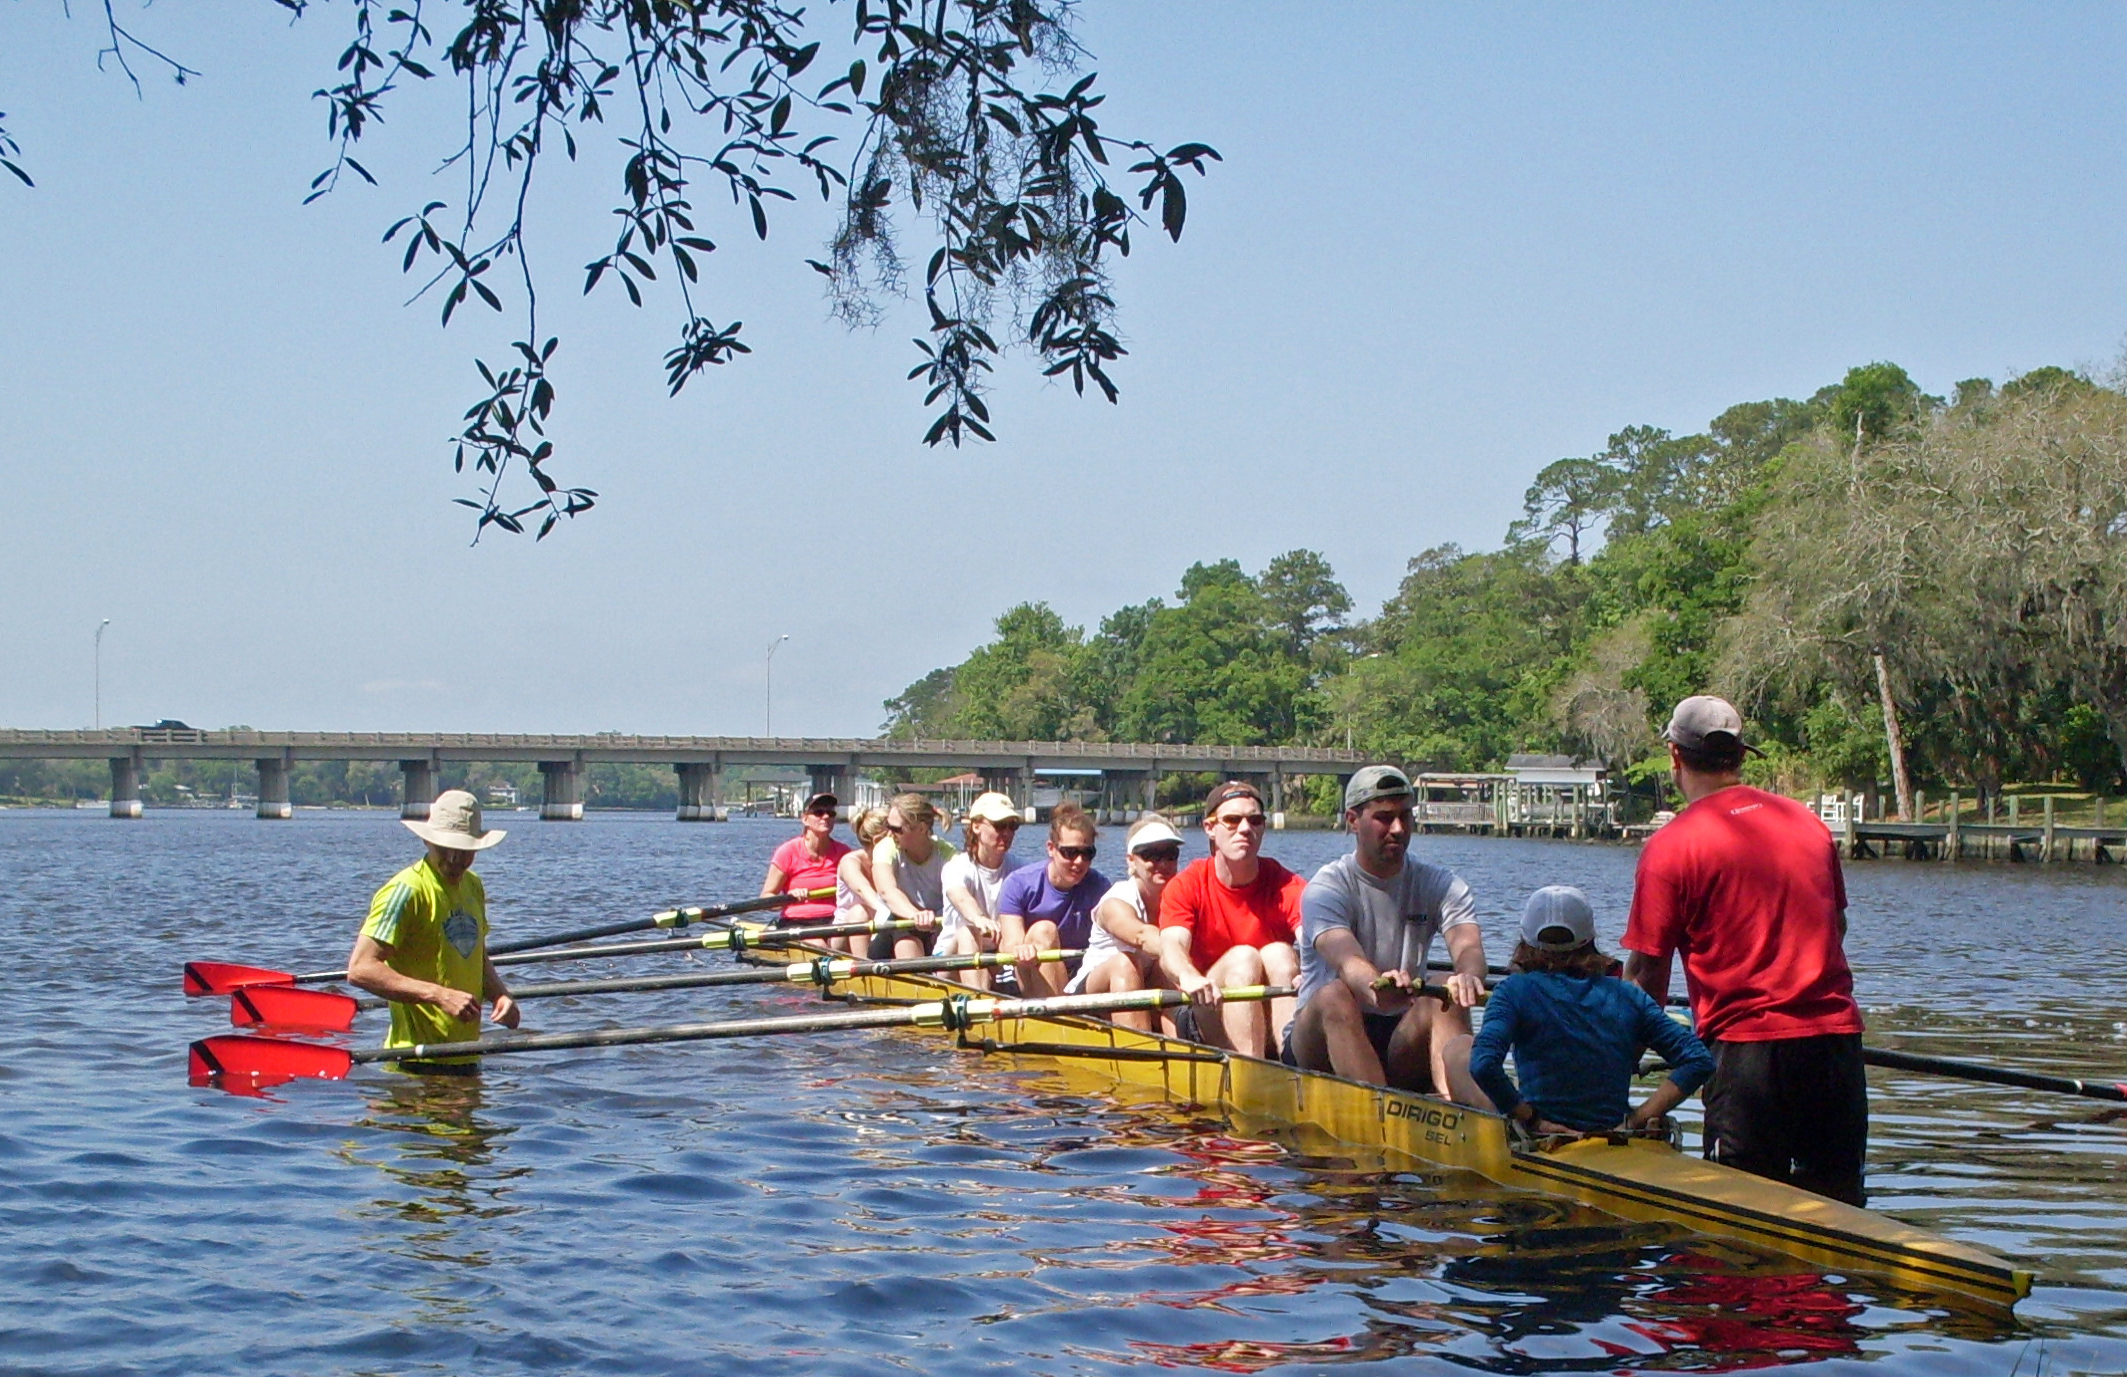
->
[1468, 970, 1714, 1132]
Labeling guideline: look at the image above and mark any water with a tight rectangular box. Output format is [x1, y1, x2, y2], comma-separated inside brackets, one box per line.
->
[2, 809, 2123, 1375]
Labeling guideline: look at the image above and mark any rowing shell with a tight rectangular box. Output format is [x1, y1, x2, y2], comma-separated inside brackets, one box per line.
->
[794, 959, 2031, 1310]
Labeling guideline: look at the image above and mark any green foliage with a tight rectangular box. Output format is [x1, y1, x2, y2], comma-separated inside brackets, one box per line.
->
[1828, 361, 1930, 447]
[885, 552, 1344, 747]
[875, 361, 2126, 803]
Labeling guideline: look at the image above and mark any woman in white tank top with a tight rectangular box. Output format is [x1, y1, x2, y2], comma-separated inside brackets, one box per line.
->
[1069, 815, 1186, 1028]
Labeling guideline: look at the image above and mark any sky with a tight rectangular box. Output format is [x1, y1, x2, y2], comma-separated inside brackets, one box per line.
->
[5, 3, 2126, 737]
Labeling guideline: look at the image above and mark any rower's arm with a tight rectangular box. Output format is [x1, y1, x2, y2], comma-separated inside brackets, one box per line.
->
[1158, 926, 1211, 994]
[944, 879, 995, 935]
[1096, 894, 1160, 958]
[1623, 949, 1672, 1004]
[837, 850, 881, 909]
[1441, 922, 1488, 1008]
[871, 849, 923, 920]
[1316, 927, 1388, 1010]
[759, 863, 790, 900]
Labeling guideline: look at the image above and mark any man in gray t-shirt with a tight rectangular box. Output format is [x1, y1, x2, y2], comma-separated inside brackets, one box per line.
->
[1284, 766, 1492, 1098]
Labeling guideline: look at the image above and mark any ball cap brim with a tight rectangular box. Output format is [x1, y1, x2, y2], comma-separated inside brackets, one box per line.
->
[966, 791, 1022, 824]
[1128, 816, 1185, 851]
[1343, 764, 1414, 812]
[1662, 694, 1764, 756]
[1520, 885, 1595, 951]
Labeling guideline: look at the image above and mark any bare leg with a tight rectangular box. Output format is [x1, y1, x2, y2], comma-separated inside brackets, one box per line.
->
[1079, 952, 1152, 1031]
[1438, 1031, 1490, 1110]
[1289, 980, 1386, 1083]
[1383, 1002, 1435, 1091]
[1206, 945, 1270, 1057]
[1259, 941, 1299, 1054]
[1015, 919, 1068, 998]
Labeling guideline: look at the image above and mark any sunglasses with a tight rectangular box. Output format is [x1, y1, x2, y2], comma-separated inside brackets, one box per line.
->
[1132, 844, 1182, 865]
[888, 821, 921, 835]
[1213, 812, 1267, 830]
[985, 818, 1022, 831]
[1055, 844, 1097, 861]
[805, 807, 836, 818]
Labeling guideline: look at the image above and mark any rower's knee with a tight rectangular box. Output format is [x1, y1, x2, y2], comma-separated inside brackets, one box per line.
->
[1026, 920, 1061, 950]
[1211, 945, 1267, 983]
[1313, 978, 1362, 1028]
[1260, 942, 1299, 984]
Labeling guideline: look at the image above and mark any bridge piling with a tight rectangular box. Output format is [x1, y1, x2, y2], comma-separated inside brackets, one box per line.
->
[109, 753, 142, 819]
[675, 762, 723, 822]
[256, 753, 292, 820]
[400, 758, 437, 821]
[539, 759, 584, 821]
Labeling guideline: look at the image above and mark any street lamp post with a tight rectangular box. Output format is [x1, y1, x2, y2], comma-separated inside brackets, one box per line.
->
[94, 619, 111, 730]
[764, 634, 789, 737]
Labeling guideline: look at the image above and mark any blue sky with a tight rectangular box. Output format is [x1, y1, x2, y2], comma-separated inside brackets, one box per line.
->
[4, 3, 2125, 736]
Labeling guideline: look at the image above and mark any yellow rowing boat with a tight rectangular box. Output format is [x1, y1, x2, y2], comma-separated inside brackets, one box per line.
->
[798, 958, 2031, 1311]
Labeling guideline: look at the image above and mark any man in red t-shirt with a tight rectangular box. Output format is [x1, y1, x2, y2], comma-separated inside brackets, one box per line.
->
[1158, 781, 1303, 1057]
[1623, 696, 1868, 1205]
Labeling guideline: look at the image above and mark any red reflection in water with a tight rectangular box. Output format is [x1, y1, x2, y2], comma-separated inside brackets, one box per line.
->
[1623, 1262, 1865, 1370]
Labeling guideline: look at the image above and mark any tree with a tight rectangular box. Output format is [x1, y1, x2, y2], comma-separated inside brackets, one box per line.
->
[1722, 383, 2127, 792]
[1508, 457, 1623, 564]
[24, 3, 1218, 540]
[1257, 548, 1352, 656]
[1827, 361, 1930, 448]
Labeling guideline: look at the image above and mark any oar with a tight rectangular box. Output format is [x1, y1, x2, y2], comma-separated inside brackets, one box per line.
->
[227, 948, 1084, 1033]
[487, 887, 836, 955]
[1862, 1046, 2127, 1104]
[183, 914, 917, 996]
[1432, 965, 2127, 1106]
[189, 984, 1295, 1088]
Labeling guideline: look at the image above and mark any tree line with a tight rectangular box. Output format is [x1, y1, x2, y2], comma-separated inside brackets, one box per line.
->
[886, 361, 2127, 815]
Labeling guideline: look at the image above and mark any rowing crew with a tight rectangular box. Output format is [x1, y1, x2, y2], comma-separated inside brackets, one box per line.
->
[753, 698, 1863, 1204]
[349, 694, 1863, 1204]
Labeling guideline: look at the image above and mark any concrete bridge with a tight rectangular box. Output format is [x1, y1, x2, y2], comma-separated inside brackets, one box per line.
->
[0, 729, 1368, 822]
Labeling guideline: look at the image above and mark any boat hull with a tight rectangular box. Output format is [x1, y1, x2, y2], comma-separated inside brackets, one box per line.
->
[823, 963, 2031, 1310]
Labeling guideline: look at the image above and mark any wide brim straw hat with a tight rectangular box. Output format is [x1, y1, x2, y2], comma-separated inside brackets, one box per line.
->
[403, 788, 506, 851]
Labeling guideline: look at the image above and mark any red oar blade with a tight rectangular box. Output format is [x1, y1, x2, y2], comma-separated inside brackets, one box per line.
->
[183, 962, 297, 997]
[188, 1035, 354, 1091]
[229, 985, 359, 1033]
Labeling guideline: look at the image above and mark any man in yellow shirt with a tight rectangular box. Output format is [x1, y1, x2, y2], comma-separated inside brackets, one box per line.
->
[347, 789, 520, 1068]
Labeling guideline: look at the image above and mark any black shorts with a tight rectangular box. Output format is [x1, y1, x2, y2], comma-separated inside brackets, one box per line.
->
[1702, 1033, 1868, 1206]
[1278, 1009, 1402, 1069]
[868, 927, 936, 961]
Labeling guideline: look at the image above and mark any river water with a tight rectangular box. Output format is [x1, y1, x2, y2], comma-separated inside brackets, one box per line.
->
[2, 808, 2122, 1375]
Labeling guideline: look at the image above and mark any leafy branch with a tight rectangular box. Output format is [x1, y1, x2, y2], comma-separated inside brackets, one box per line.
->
[30, 1, 1217, 540]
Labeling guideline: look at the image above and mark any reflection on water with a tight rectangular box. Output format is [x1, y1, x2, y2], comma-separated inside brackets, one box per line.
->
[1, 810, 2123, 1375]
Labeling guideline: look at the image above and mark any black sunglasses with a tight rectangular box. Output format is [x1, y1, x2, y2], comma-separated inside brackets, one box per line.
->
[1055, 844, 1097, 861]
[1132, 843, 1182, 864]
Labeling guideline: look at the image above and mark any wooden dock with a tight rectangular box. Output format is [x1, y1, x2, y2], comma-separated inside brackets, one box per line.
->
[1833, 792, 2127, 863]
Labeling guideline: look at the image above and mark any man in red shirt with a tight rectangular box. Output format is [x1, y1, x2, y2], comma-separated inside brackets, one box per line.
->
[1623, 695, 1869, 1205]
[1158, 781, 1303, 1057]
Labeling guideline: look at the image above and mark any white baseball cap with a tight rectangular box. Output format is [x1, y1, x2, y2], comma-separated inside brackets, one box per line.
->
[1519, 886, 1595, 951]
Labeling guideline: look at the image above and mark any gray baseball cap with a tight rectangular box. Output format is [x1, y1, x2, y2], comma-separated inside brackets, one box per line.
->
[1520, 886, 1595, 951]
[1343, 764, 1414, 811]
[1662, 694, 1763, 756]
